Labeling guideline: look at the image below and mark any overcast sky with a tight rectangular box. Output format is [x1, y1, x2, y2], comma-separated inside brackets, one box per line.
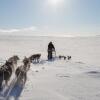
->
[0, 0, 100, 36]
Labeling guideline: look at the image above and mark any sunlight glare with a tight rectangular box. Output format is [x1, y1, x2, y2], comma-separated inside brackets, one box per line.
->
[47, 0, 64, 8]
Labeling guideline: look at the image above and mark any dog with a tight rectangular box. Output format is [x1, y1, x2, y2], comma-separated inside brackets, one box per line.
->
[0, 61, 13, 90]
[59, 55, 71, 60]
[15, 57, 30, 85]
[67, 56, 71, 60]
[23, 56, 31, 70]
[29, 54, 41, 63]
[8, 55, 20, 71]
[59, 55, 66, 60]
[15, 66, 27, 85]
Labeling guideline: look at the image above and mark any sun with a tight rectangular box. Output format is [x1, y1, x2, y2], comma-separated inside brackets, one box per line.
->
[47, 0, 64, 8]
[49, 0, 61, 5]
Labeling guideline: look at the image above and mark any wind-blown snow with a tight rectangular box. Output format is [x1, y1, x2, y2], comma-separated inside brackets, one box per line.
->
[0, 35, 100, 100]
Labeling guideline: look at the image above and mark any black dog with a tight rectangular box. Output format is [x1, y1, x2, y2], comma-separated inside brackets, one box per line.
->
[59, 55, 71, 60]
[67, 56, 71, 60]
[59, 55, 66, 60]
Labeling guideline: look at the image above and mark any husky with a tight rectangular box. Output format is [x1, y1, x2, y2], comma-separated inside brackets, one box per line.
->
[15, 66, 27, 85]
[8, 55, 20, 71]
[0, 61, 13, 90]
[59, 55, 71, 60]
[67, 56, 71, 60]
[59, 55, 66, 60]
[15, 57, 30, 85]
[29, 54, 41, 63]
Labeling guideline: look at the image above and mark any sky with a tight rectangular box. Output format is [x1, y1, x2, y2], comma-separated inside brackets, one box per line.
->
[0, 0, 100, 36]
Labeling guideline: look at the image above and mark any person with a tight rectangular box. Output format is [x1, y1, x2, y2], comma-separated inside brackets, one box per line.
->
[47, 42, 55, 60]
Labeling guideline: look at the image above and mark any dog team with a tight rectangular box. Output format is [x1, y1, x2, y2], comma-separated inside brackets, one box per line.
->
[0, 41, 71, 90]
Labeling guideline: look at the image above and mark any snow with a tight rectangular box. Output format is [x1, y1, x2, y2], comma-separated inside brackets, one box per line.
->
[0, 35, 100, 100]
[17, 60, 100, 100]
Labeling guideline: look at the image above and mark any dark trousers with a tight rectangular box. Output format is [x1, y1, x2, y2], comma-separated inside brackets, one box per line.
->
[0, 77, 3, 90]
[48, 51, 53, 60]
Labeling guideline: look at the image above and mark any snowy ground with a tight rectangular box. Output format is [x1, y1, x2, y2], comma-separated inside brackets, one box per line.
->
[0, 35, 100, 100]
